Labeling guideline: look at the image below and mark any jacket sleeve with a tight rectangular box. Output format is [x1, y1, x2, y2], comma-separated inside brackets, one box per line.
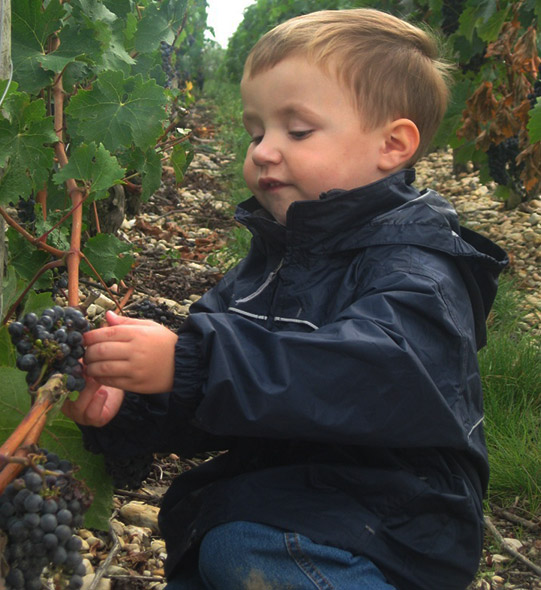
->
[172, 248, 484, 451]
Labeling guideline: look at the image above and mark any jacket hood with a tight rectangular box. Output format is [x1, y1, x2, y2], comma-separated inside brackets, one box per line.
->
[236, 169, 509, 348]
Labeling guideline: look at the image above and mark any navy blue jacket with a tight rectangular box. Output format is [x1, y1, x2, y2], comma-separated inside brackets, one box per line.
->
[82, 170, 508, 590]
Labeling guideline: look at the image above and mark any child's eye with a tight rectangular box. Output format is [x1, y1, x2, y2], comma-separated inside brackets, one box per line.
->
[250, 135, 263, 145]
[289, 130, 313, 140]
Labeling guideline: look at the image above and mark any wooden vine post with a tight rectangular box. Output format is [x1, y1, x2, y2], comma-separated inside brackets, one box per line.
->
[0, 0, 10, 320]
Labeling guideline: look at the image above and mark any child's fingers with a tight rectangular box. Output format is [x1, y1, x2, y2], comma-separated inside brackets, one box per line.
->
[84, 341, 131, 364]
[84, 359, 133, 380]
[83, 325, 136, 346]
[61, 379, 104, 425]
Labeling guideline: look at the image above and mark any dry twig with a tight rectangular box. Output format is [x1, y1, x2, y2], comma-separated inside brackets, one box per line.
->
[484, 515, 541, 577]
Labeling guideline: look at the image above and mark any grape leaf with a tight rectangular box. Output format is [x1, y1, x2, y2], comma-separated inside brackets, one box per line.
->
[53, 143, 125, 200]
[171, 142, 194, 184]
[11, 0, 66, 93]
[0, 92, 56, 204]
[66, 70, 167, 152]
[72, 0, 117, 24]
[0, 327, 15, 368]
[21, 291, 55, 319]
[41, 415, 113, 530]
[81, 234, 135, 282]
[6, 229, 53, 291]
[527, 100, 541, 143]
[0, 267, 24, 325]
[69, 0, 135, 71]
[134, 4, 175, 53]
[141, 148, 163, 201]
[40, 22, 101, 74]
[0, 367, 112, 530]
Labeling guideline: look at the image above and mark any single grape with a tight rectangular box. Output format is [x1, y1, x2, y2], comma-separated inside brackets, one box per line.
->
[67, 331, 83, 347]
[66, 535, 82, 551]
[9, 519, 28, 541]
[5, 567, 24, 588]
[40, 512, 58, 533]
[42, 498, 59, 514]
[24, 471, 43, 492]
[65, 550, 83, 570]
[17, 353, 38, 372]
[57, 508, 73, 526]
[8, 321, 24, 341]
[69, 574, 84, 589]
[43, 531, 59, 550]
[52, 545, 67, 565]
[54, 327, 68, 343]
[23, 512, 41, 529]
[55, 523, 72, 543]
[38, 315, 54, 330]
[23, 312, 38, 329]
[23, 493, 43, 513]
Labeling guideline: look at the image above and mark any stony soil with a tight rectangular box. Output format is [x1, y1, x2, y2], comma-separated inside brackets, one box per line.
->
[73, 107, 540, 590]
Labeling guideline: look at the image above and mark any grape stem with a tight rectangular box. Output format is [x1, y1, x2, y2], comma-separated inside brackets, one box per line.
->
[0, 374, 68, 493]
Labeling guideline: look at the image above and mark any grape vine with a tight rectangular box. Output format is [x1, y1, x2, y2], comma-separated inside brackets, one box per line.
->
[0, 0, 209, 583]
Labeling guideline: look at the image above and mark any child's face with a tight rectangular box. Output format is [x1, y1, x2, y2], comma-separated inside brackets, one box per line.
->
[241, 56, 391, 225]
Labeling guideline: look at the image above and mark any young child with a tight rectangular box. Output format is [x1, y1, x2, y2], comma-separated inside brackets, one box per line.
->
[63, 8, 508, 590]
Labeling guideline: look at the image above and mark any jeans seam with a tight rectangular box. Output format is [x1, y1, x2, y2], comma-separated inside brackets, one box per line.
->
[284, 533, 335, 590]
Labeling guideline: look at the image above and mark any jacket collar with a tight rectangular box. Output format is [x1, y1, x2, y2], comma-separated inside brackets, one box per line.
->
[235, 169, 418, 251]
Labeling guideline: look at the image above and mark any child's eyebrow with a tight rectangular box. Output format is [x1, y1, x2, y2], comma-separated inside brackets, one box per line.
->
[243, 103, 320, 124]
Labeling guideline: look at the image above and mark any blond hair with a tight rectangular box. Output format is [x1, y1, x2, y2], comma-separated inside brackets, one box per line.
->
[243, 9, 453, 165]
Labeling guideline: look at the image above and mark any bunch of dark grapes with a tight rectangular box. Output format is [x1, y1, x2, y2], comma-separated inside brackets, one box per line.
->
[441, 0, 465, 35]
[486, 136, 524, 191]
[8, 307, 90, 392]
[159, 41, 175, 88]
[15, 197, 36, 227]
[0, 449, 91, 589]
[126, 298, 185, 330]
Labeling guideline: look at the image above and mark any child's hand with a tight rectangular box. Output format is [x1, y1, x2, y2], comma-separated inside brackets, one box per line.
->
[83, 310, 178, 393]
[62, 377, 124, 427]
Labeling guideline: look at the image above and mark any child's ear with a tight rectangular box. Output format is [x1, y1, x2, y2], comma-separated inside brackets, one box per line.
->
[378, 119, 420, 171]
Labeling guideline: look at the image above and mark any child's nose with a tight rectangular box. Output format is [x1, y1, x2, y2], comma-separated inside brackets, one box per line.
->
[251, 136, 282, 166]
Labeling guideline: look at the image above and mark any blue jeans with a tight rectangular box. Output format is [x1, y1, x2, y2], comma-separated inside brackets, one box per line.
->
[165, 521, 396, 590]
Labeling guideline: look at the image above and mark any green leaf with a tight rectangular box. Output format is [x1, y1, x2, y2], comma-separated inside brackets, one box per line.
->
[527, 100, 541, 143]
[68, 0, 134, 71]
[21, 291, 55, 319]
[0, 327, 16, 368]
[1, 266, 24, 324]
[66, 70, 167, 152]
[54, 143, 125, 200]
[40, 23, 101, 74]
[0, 367, 113, 530]
[81, 234, 135, 282]
[11, 0, 66, 93]
[72, 0, 117, 24]
[141, 148, 162, 201]
[0, 367, 32, 436]
[475, 5, 510, 42]
[6, 229, 53, 291]
[134, 4, 174, 53]
[0, 92, 56, 204]
[170, 142, 194, 184]
[41, 414, 113, 530]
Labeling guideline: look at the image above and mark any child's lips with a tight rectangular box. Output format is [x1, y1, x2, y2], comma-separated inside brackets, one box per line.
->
[258, 178, 288, 191]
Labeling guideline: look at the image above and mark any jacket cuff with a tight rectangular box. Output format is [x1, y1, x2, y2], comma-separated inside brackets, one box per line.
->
[173, 331, 205, 406]
[78, 390, 170, 457]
